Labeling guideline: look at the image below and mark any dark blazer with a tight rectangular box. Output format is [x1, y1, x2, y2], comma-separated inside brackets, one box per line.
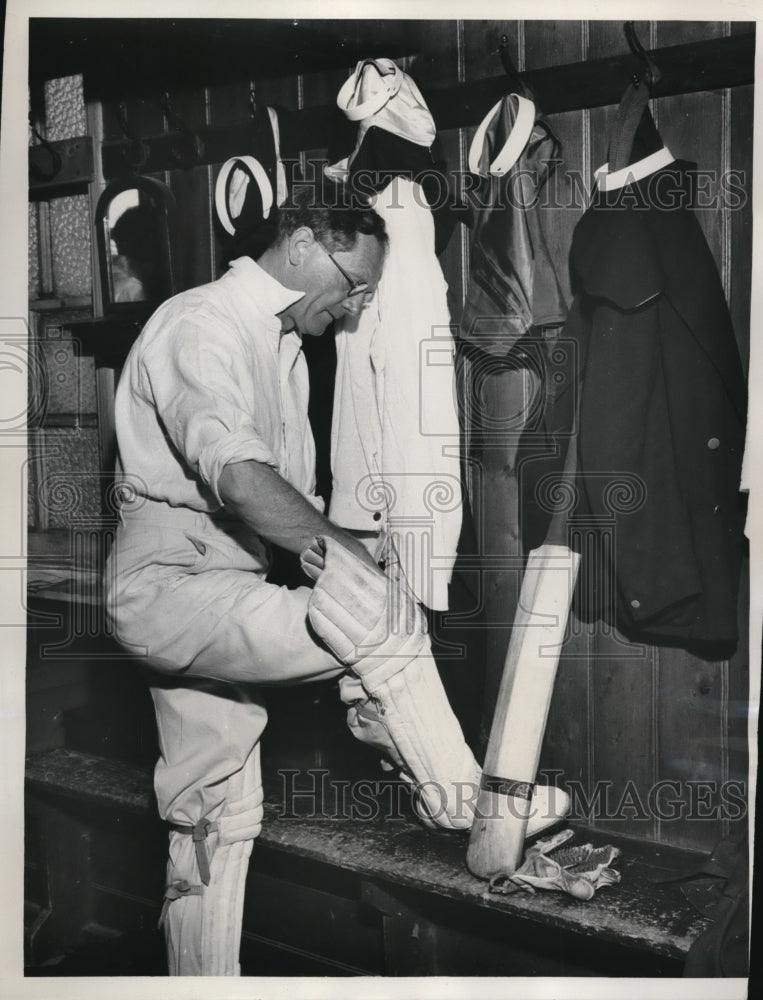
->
[524, 160, 747, 649]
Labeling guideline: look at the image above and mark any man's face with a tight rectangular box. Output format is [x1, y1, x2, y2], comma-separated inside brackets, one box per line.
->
[280, 229, 385, 337]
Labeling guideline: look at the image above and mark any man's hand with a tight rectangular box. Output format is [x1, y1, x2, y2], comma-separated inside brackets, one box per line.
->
[217, 460, 380, 573]
[299, 537, 326, 582]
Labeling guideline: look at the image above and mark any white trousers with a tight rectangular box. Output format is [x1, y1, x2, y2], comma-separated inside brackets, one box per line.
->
[106, 499, 355, 974]
[106, 498, 345, 825]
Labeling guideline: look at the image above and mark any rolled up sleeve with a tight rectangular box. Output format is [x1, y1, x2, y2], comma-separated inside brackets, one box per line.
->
[141, 314, 278, 506]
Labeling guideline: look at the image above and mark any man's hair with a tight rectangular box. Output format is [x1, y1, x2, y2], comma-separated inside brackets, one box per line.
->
[275, 186, 388, 253]
[111, 204, 156, 259]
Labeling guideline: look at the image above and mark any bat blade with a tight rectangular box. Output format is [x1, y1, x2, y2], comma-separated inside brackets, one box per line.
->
[466, 543, 580, 879]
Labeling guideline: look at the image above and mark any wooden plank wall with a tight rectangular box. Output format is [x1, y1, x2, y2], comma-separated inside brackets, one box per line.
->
[95, 19, 751, 853]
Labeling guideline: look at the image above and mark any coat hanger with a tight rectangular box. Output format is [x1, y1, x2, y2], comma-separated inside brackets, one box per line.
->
[162, 91, 205, 165]
[498, 34, 526, 94]
[117, 102, 150, 172]
[608, 23, 662, 174]
[625, 21, 661, 90]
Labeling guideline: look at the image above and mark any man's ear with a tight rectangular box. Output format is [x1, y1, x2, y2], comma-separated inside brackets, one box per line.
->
[288, 226, 316, 267]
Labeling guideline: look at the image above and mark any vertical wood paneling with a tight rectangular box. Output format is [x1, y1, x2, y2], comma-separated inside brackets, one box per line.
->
[726, 561, 751, 842]
[253, 75, 300, 111]
[654, 83, 727, 267]
[206, 82, 253, 128]
[166, 86, 213, 290]
[412, 19, 462, 88]
[300, 66, 349, 110]
[653, 22, 727, 272]
[587, 19, 651, 58]
[538, 620, 592, 792]
[413, 21, 465, 319]
[657, 648, 727, 851]
[658, 20, 727, 43]
[299, 65, 349, 192]
[728, 82, 753, 370]
[438, 125, 466, 324]
[462, 19, 519, 81]
[588, 635, 657, 840]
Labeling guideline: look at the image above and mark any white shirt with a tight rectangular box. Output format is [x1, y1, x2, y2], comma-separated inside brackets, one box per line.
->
[114, 256, 316, 512]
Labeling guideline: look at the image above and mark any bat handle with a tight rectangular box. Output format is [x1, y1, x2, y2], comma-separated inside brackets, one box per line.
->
[545, 433, 578, 547]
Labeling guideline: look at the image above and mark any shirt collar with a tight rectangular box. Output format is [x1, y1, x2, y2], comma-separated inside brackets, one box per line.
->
[225, 255, 305, 325]
[468, 93, 536, 177]
[594, 146, 675, 192]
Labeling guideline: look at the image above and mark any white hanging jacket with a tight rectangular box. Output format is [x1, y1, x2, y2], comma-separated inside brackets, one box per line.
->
[330, 175, 462, 610]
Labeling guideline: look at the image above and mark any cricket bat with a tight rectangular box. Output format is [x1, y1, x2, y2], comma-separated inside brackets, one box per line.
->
[466, 426, 580, 878]
[466, 539, 579, 877]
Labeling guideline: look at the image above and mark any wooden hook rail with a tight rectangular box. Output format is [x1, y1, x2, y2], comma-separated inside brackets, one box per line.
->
[100, 32, 754, 180]
[430, 31, 754, 127]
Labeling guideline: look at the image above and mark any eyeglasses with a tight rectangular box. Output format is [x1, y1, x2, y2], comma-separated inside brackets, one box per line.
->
[317, 242, 369, 300]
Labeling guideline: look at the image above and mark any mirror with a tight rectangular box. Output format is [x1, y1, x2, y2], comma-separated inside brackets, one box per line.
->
[95, 177, 177, 315]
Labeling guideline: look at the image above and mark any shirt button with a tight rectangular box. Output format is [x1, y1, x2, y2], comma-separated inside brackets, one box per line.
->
[713, 504, 721, 515]
[373, 511, 382, 522]
[631, 599, 641, 610]
[707, 437, 720, 450]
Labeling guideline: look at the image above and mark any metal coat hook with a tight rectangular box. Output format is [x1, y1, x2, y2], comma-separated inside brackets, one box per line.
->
[624, 21, 661, 89]
[162, 91, 205, 164]
[28, 116, 63, 183]
[498, 34, 525, 91]
[117, 101, 150, 171]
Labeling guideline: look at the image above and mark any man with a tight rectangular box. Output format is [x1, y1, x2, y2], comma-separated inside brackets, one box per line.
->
[105, 189, 485, 976]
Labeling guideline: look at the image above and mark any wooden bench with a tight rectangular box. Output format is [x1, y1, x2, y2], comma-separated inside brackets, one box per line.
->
[25, 746, 717, 977]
